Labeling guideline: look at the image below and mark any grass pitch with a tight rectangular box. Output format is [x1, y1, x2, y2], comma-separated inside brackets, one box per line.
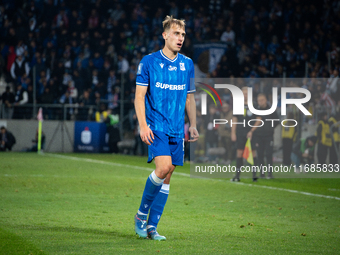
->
[0, 153, 339, 254]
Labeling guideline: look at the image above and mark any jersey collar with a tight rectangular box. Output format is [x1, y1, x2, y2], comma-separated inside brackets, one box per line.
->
[160, 50, 178, 62]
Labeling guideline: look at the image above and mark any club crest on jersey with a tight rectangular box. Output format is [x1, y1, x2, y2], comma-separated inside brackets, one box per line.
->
[168, 65, 177, 71]
[160, 63, 164, 69]
[180, 62, 185, 71]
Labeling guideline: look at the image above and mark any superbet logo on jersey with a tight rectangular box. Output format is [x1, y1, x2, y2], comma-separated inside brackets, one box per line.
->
[155, 82, 185, 90]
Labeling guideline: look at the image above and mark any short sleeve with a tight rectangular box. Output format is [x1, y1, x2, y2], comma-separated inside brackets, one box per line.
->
[187, 59, 195, 93]
[136, 56, 149, 86]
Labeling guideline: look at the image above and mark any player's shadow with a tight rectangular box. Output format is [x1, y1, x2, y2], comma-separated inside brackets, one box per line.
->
[9, 224, 135, 240]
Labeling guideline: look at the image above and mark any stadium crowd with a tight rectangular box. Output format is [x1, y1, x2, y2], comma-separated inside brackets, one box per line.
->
[0, 0, 339, 121]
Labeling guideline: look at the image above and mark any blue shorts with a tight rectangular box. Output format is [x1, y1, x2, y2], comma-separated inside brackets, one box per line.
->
[147, 131, 184, 166]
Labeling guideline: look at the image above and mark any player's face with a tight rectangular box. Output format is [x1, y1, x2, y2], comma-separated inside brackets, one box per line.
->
[163, 24, 186, 52]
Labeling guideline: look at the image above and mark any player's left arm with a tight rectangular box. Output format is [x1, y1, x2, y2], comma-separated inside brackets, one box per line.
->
[186, 93, 199, 142]
[186, 59, 199, 142]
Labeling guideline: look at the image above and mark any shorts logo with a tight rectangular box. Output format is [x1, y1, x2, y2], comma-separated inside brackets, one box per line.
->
[180, 62, 185, 71]
[168, 65, 177, 71]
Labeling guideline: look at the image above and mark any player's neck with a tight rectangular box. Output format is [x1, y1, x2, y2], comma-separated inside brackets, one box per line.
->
[162, 47, 178, 60]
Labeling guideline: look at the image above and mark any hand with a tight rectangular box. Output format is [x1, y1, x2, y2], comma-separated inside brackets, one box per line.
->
[188, 127, 199, 142]
[246, 131, 253, 139]
[302, 153, 309, 158]
[140, 126, 154, 145]
[231, 133, 236, 142]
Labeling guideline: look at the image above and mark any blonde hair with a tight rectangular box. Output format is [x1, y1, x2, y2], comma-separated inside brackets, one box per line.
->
[162, 15, 185, 31]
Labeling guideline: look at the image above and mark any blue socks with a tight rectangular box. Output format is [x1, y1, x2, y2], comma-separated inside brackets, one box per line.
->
[138, 171, 164, 215]
[147, 183, 170, 229]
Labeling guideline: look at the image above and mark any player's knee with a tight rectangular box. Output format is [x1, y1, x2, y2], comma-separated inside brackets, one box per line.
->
[158, 164, 173, 178]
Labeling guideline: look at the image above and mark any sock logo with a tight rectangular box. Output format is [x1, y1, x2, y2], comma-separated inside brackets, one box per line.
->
[157, 215, 160, 220]
[144, 204, 148, 208]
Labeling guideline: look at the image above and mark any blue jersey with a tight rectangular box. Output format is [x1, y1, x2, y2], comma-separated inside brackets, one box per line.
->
[136, 50, 195, 138]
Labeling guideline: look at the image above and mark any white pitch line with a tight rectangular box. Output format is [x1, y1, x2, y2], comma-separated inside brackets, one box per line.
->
[233, 182, 340, 200]
[42, 153, 340, 201]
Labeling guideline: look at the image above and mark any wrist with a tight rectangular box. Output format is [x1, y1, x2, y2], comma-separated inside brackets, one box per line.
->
[140, 124, 148, 130]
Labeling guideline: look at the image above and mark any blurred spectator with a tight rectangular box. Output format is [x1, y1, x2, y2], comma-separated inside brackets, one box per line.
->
[1, 85, 15, 119]
[117, 54, 129, 74]
[105, 111, 120, 153]
[53, 8, 69, 29]
[72, 69, 85, 96]
[59, 90, 75, 120]
[291, 136, 317, 169]
[10, 55, 30, 82]
[107, 69, 116, 94]
[13, 83, 28, 119]
[95, 103, 108, 123]
[78, 90, 93, 121]
[88, 9, 99, 29]
[67, 80, 78, 100]
[316, 112, 332, 164]
[92, 52, 104, 70]
[220, 25, 235, 47]
[25, 129, 46, 152]
[40, 87, 55, 119]
[108, 86, 120, 114]
[329, 114, 340, 165]
[110, 4, 125, 21]
[0, 126, 16, 151]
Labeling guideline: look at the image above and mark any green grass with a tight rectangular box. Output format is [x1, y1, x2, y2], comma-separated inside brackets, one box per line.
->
[0, 153, 339, 254]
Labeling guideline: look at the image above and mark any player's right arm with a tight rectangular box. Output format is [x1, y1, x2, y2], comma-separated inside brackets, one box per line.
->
[135, 56, 154, 145]
[134, 85, 154, 145]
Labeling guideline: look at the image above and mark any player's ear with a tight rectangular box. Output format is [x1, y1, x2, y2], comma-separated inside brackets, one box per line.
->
[162, 31, 167, 40]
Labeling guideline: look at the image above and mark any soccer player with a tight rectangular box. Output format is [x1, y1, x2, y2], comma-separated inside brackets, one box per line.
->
[134, 16, 199, 241]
